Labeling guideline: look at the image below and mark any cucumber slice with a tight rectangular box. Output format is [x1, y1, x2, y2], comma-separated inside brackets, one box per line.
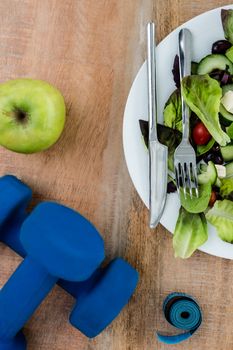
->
[198, 161, 217, 185]
[219, 104, 233, 122]
[200, 164, 207, 172]
[222, 84, 233, 95]
[225, 161, 233, 177]
[220, 144, 233, 161]
[220, 84, 233, 122]
[197, 54, 233, 75]
[219, 113, 232, 127]
[215, 164, 226, 178]
[221, 91, 233, 114]
[214, 177, 222, 187]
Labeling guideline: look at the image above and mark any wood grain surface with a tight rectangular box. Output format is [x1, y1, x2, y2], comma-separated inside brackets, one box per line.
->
[0, 0, 233, 349]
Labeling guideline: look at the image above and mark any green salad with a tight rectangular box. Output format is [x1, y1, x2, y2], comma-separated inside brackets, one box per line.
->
[140, 9, 233, 258]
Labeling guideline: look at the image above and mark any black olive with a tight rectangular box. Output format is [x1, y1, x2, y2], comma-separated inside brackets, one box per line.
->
[212, 40, 232, 54]
[167, 181, 177, 193]
[213, 155, 224, 165]
[209, 70, 232, 85]
[212, 186, 220, 193]
[212, 144, 220, 153]
[209, 69, 222, 81]
[216, 193, 223, 200]
[203, 153, 214, 163]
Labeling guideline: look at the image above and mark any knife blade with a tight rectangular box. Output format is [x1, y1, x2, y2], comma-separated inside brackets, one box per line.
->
[147, 22, 168, 229]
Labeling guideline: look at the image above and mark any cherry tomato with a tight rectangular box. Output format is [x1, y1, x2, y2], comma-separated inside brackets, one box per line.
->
[209, 191, 217, 207]
[192, 122, 211, 145]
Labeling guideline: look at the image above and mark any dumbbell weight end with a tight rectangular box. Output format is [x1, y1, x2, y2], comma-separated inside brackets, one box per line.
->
[69, 258, 139, 337]
[0, 256, 57, 344]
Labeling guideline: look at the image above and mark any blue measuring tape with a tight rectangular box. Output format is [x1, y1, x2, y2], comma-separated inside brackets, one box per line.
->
[157, 292, 202, 345]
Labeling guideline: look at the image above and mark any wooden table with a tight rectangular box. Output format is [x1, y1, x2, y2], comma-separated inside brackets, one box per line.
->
[0, 0, 233, 349]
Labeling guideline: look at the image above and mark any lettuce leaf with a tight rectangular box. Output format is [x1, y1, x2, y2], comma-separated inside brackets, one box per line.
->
[139, 120, 181, 171]
[226, 122, 233, 139]
[182, 75, 230, 146]
[173, 207, 208, 258]
[180, 182, 212, 213]
[220, 178, 233, 200]
[226, 46, 233, 63]
[222, 9, 233, 45]
[163, 89, 182, 132]
[206, 199, 233, 243]
[197, 138, 215, 156]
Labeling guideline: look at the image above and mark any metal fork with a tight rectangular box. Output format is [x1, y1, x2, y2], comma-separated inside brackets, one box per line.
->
[174, 28, 199, 199]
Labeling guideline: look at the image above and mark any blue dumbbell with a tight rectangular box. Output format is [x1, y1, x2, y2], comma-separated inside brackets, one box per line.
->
[0, 201, 105, 349]
[0, 175, 139, 338]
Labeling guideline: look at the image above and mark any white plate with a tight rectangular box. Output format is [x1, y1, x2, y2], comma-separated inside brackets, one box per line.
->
[123, 5, 233, 259]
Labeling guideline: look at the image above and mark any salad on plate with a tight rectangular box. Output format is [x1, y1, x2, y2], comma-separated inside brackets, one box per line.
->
[139, 9, 233, 258]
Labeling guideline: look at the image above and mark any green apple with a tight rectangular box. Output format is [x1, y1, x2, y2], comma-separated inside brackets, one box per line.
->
[0, 78, 66, 153]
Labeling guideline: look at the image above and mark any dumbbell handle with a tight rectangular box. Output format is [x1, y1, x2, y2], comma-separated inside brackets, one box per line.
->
[1, 212, 28, 258]
[0, 256, 57, 339]
[1, 212, 98, 299]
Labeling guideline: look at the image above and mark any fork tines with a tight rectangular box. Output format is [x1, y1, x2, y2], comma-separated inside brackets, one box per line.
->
[174, 28, 199, 200]
[175, 160, 199, 199]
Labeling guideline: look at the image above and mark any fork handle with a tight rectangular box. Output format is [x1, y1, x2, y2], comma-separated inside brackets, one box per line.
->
[147, 22, 158, 142]
[178, 28, 192, 141]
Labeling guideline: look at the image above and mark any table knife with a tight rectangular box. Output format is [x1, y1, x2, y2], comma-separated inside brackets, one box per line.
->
[147, 22, 168, 229]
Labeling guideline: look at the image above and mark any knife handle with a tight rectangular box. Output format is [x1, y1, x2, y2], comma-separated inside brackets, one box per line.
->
[149, 142, 158, 228]
[149, 141, 167, 229]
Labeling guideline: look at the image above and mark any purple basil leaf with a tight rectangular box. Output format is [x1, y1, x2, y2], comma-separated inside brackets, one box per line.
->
[172, 55, 180, 88]
[221, 71, 230, 85]
[139, 119, 149, 148]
